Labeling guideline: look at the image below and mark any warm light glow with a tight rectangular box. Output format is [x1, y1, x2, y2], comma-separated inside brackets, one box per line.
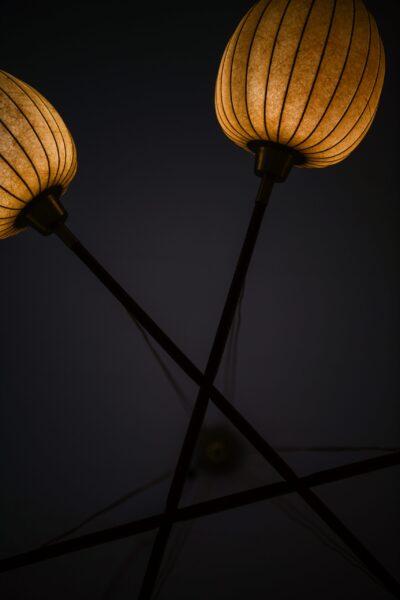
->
[0, 70, 77, 239]
[215, 0, 385, 168]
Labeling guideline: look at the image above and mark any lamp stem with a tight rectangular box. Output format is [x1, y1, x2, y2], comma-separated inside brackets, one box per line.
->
[54, 225, 203, 385]
[45, 147, 399, 598]
[138, 178, 274, 600]
[1, 450, 399, 574]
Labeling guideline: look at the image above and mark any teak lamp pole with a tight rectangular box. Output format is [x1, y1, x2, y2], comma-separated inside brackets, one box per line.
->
[138, 143, 296, 599]
[1, 450, 399, 574]
[0, 1, 396, 593]
[15, 145, 400, 600]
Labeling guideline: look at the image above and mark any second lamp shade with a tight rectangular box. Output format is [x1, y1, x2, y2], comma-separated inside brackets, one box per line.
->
[0, 70, 77, 239]
[215, 0, 385, 168]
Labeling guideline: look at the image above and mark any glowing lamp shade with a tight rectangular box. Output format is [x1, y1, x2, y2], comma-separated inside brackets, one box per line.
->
[0, 70, 77, 239]
[215, 0, 385, 168]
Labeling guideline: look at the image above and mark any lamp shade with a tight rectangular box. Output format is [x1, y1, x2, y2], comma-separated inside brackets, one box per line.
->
[0, 70, 77, 239]
[215, 0, 385, 168]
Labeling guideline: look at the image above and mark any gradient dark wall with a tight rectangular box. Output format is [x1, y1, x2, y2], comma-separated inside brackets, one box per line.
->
[0, 1, 399, 598]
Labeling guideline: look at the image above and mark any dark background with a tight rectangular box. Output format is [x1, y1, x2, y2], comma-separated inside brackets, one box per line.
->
[0, 1, 399, 598]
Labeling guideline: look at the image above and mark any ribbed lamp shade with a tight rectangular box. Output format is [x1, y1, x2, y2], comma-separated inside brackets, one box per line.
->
[215, 0, 385, 168]
[0, 70, 77, 239]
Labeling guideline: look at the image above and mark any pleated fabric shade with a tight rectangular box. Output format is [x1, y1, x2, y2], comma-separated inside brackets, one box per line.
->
[0, 70, 77, 240]
[215, 0, 385, 168]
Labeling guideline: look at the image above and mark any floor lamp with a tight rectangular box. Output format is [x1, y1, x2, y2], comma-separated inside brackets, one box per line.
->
[0, 0, 398, 598]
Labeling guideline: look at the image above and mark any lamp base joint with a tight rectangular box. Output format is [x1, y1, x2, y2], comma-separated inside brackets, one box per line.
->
[248, 141, 305, 182]
[16, 187, 67, 236]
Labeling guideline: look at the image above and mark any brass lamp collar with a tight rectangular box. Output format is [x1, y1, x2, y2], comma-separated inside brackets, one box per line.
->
[248, 141, 305, 182]
[16, 187, 67, 236]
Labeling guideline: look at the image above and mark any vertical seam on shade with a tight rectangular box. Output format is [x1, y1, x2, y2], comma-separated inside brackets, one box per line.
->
[21, 84, 67, 183]
[307, 17, 380, 156]
[0, 226, 16, 235]
[0, 185, 27, 205]
[216, 101, 246, 145]
[310, 38, 382, 159]
[57, 134, 75, 188]
[0, 230, 18, 239]
[286, 0, 337, 146]
[228, 4, 261, 140]
[277, 0, 317, 143]
[0, 152, 35, 198]
[216, 109, 246, 144]
[309, 105, 377, 163]
[0, 118, 43, 193]
[0, 73, 53, 190]
[307, 104, 378, 163]
[24, 81, 68, 186]
[293, 0, 357, 150]
[216, 49, 235, 140]
[0, 221, 17, 230]
[244, 0, 275, 138]
[62, 142, 76, 187]
[218, 39, 249, 144]
[26, 80, 75, 189]
[36, 95, 69, 185]
[263, 0, 292, 140]
[303, 5, 373, 153]
[218, 45, 248, 144]
[62, 139, 77, 188]
[0, 203, 21, 210]
[19, 76, 76, 188]
[216, 48, 230, 130]
[2, 72, 67, 188]
[0, 222, 16, 230]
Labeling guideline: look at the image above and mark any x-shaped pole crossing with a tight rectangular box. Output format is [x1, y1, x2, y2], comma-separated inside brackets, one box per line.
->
[2, 146, 399, 598]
